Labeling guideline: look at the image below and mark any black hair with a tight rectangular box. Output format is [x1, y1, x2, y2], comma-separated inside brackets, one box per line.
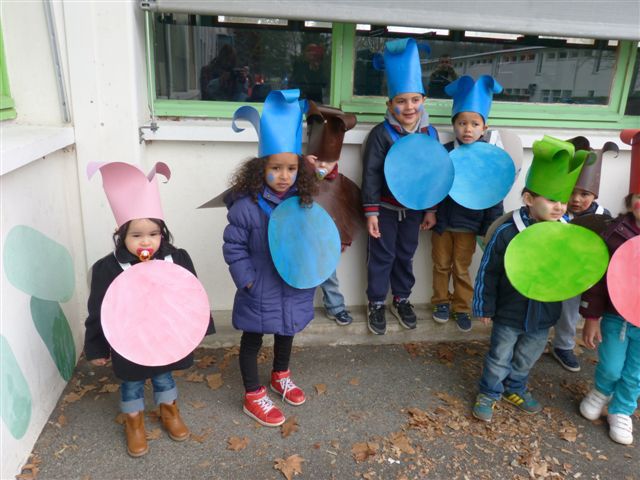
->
[624, 192, 638, 210]
[451, 112, 486, 126]
[521, 187, 540, 198]
[112, 218, 174, 251]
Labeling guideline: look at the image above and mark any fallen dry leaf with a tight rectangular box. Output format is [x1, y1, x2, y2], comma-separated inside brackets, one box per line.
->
[172, 370, 186, 377]
[349, 377, 360, 386]
[281, 416, 299, 438]
[351, 442, 378, 463]
[227, 436, 250, 451]
[197, 460, 211, 468]
[57, 415, 68, 427]
[436, 345, 455, 363]
[62, 392, 82, 404]
[99, 383, 119, 393]
[114, 413, 127, 425]
[191, 428, 212, 443]
[196, 355, 216, 369]
[97, 376, 109, 382]
[186, 372, 205, 383]
[188, 400, 207, 409]
[274, 454, 304, 480]
[206, 373, 223, 390]
[146, 428, 162, 440]
[314, 383, 327, 395]
[389, 431, 415, 455]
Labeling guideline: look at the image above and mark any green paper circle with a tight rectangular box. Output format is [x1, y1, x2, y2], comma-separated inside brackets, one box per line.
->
[1, 335, 32, 439]
[3, 225, 75, 302]
[505, 222, 609, 302]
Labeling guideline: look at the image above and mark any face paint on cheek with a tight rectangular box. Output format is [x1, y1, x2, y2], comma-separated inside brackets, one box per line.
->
[291, 172, 297, 184]
[266, 173, 275, 184]
[417, 103, 424, 112]
[394, 107, 402, 116]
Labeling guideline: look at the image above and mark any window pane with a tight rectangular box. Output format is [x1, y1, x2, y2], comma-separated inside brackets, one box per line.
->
[353, 28, 617, 106]
[624, 49, 640, 116]
[153, 13, 331, 103]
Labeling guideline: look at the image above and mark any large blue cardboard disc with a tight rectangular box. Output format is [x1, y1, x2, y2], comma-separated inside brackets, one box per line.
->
[384, 135, 453, 210]
[449, 142, 516, 210]
[268, 197, 341, 289]
[505, 222, 609, 302]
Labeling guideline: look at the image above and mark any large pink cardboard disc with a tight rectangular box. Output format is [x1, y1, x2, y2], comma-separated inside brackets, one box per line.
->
[101, 260, 210, 366]
[607, 235, 640, 327]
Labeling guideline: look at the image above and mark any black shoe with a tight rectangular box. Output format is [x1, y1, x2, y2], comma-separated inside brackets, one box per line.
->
[367, 303, 387, 335]
[391, 299, 417, 329]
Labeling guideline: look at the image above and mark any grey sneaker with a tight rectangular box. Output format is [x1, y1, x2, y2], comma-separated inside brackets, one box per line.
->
[367, 303, 386, 335]
[472, 393, 496, 422]
[326, 310, 353, 326]
[391, 299, 417, 329]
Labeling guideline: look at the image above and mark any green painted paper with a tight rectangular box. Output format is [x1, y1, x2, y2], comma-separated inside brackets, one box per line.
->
[0, 335, 32, 439]
[3, 225, 75, 302]
[505, 222, 610, 302]
[30, 298, 76, 381]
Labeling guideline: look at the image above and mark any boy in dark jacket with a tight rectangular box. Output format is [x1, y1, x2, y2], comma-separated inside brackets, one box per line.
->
[472, 136, 586, 422]
[430, 75, 504, 332]
[362, 38, 439, 335]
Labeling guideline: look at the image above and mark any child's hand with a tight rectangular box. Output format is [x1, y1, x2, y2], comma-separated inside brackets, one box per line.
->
[479, 317, 492, 325]
[303, 155, 318, 167]
[582, 318, 602, 349]
[90, 358, 109, 366]
[420, 211, 436, 230]
[367, 216, 381, 238]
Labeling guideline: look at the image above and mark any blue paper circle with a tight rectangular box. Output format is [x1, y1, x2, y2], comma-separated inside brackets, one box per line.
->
[268, 197, 341, 289]
[449, 142, 516, 210]
[384, 135, 453, 210]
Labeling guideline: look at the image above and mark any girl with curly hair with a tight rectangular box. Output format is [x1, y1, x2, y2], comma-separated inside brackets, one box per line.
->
[223, 90, 318, 427]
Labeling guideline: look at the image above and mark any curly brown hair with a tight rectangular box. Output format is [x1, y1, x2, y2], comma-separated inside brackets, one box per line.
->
[230, 155, 318, 206]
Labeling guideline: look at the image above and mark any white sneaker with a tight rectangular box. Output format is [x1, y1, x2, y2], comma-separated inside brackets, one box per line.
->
[607, 414, 634, 445]
[579, 389, 611, 421]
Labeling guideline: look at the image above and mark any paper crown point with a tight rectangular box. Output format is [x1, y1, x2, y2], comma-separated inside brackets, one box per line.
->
[373, 38, 430, 99]
[620, 129, 640, 194]
[525, 136, 589, 202]
[446, 75, 503, 122]
[305, 101, 357, 162]
[232, 89, 306, 158]
[565, 136, 619, 197]
[87, 161, 170, 228]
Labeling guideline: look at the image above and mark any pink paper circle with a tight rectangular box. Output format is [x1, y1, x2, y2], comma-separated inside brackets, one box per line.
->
[607, 235, 640, 327]
[101, 260, 210, 366]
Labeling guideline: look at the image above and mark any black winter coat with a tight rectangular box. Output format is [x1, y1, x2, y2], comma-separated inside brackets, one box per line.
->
[84, 244, 214, 381]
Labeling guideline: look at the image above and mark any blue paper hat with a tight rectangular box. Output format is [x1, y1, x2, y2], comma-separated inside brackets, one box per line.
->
[445, 75, 503, 122]
[232, 89, 306, 157]
[373, 38, 430, 99]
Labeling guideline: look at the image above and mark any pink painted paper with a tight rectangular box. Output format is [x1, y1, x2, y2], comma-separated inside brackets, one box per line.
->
[87, 162, 171, 227]
[607, 235, 640, 327]
[101, 260, 210, 366]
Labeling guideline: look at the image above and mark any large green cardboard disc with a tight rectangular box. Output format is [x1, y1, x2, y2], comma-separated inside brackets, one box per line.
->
[505, 222, 609, 301]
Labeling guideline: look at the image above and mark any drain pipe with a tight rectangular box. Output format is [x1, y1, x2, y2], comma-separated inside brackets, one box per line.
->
[43, 0, 71, 123]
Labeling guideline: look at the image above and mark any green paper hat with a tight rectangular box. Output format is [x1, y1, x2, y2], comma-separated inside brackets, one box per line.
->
[525, 136, 592, 202]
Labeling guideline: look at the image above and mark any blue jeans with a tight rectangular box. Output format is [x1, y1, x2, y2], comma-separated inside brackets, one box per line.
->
[595, 313, 640, 416]
[479, 322, 550, 399]
[120, 372, 177, 413]
[320, 270, 346, 315]
[552, 295, 581, 350]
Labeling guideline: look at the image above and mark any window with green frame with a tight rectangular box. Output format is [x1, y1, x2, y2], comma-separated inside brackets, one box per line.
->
[0, 21, 17, 121]
[145, 13, 639, 129]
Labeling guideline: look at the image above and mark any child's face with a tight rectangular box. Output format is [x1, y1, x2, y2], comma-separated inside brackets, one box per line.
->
[452, 112, 487, 144]
[387, 93, 425, 130]
[524, 193, 567, 222]
[124, 218, 162, 259]
[265, 153, 299, 193]
[630, 193, 640, 223]
[314, 159, 338, 180]
[568, 188, 596, 214]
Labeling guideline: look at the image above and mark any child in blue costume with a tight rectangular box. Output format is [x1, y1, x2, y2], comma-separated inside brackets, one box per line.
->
[551, 137, 614, 372]
[430, 75, 504, 332]
[472, 136, 587, 422]
[361, 38, 439, 335]
[223, 90, 318, 427]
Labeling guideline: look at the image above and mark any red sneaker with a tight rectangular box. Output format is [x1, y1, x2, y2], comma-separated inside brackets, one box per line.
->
[270, 370, 306, 406]
[243, 386, 285, 427]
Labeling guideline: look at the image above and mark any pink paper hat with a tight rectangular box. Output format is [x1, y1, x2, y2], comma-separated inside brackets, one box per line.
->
[87, 162, 171, 227]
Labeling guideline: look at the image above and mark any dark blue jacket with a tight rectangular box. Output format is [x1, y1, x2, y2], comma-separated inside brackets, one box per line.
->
[433, 140, 504, 235]
[565, 201, 611, 220]
[222, 186, 315, 335]
[472, 207, 561, 331]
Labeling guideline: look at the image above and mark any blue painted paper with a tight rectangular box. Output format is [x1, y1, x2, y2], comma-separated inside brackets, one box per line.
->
[449, 142, 516, 210]
[268, 197, 341, 289]
[372, 38, 429, 98]
[384, 135, 453, 210]
[446, 75, 503, 122]
[232, 89, 306, 157]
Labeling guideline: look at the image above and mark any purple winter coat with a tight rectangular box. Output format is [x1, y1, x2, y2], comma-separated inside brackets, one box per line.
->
[222, 186, 315, 335]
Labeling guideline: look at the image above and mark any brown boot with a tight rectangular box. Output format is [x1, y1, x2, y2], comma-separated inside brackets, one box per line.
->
[124, 412, 149, 457]
[159, 401, 190, 441]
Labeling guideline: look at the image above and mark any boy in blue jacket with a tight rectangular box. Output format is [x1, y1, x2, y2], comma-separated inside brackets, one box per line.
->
[472, 136, 587, 422]
[431, 75, 504, 332]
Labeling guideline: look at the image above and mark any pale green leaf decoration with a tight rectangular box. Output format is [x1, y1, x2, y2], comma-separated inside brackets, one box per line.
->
[0, 335, 32, 439]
